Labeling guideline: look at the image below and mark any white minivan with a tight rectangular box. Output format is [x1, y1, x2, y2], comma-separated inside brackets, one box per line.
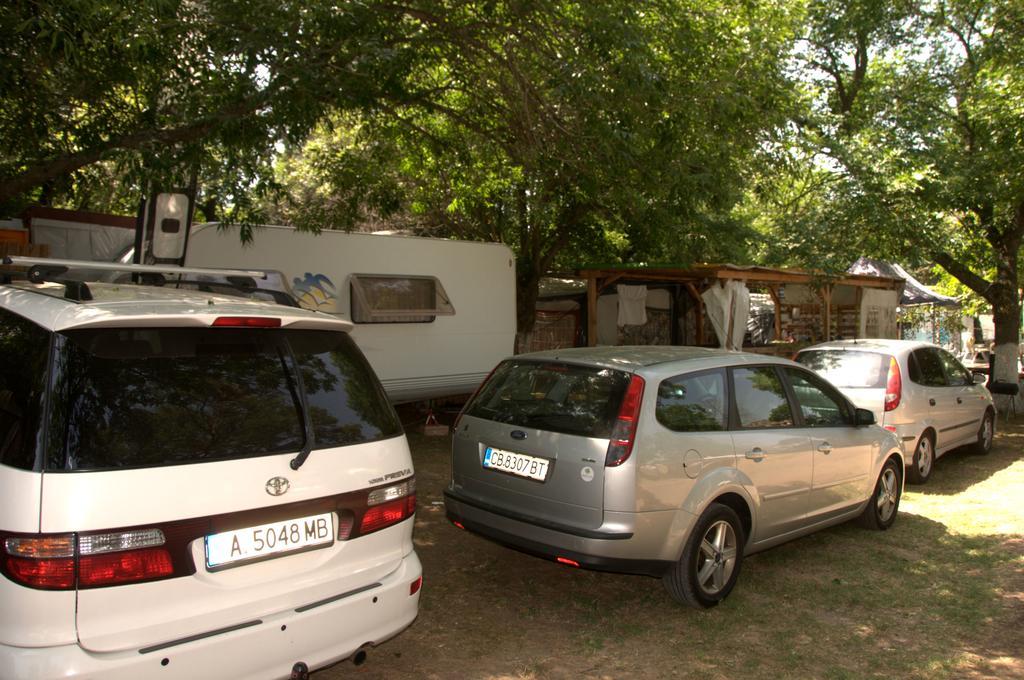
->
[0, 258, 421, 679]
[796, 339, 995, 484]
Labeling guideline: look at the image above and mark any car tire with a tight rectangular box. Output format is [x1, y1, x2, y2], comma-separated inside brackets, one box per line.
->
[663, 503, 745, 609]
[907, 432, 935, 484]
[970, 410, 995, 455]
[858, 457, 901, 531]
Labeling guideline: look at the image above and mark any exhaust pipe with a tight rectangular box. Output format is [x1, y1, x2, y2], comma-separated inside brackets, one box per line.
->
[290, 662, 310, 680]
[352, 648, 368, 666]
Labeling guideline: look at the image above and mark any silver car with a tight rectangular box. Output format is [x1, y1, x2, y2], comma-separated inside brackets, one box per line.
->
[444, 347, 904, 608]
[795, 339, 995, 484]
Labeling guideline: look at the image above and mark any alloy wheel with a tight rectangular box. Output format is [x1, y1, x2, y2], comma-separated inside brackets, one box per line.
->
[916, 437, 933, 478]
[695, 519, 738, 595]
[876, 466, 899, 523]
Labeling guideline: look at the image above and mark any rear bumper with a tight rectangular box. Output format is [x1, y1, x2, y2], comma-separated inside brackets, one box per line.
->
[0, 551, 422, 680]
[444, 488, 673, 577]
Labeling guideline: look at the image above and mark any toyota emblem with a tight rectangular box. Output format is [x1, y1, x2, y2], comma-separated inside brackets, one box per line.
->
[265, 476, 290, 496]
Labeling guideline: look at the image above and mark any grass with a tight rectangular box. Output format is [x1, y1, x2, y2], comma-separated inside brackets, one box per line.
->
[331, 417, 1024, 680]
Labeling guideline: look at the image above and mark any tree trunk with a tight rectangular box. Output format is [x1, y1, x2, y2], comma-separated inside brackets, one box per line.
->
[989, 269, 1019, 385]
[988, 208, 1024, 403]
[515, 262, 541, 353]
[934, 202, 1024, 399]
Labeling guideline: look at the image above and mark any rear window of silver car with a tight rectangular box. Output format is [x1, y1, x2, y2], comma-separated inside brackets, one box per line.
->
[796, 349, 890, 389]
[46, 328, 401, 470]
[463, 360, 630, 437]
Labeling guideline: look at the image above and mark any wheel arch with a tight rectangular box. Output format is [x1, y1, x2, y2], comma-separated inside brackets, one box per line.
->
[710, 492, 753, 546]
[884, 450, 905, 483]
[673, 473, 757, 562]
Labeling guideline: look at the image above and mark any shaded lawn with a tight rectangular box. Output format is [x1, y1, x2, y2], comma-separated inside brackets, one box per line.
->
[323, 417, 1024, 680]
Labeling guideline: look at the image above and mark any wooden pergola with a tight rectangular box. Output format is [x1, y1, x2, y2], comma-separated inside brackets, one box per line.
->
[576, 264, 905, 347]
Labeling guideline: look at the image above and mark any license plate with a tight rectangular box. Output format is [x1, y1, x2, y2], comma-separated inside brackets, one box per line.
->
[205, 512, 334, 569]
[483, 446, 550, 481]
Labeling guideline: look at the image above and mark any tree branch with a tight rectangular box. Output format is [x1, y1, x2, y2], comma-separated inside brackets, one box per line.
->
[932, 251, 992, 299]
[0, 95, 269, 205]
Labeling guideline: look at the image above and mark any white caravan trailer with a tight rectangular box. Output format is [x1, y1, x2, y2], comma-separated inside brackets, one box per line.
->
[183, 223, 516, 403]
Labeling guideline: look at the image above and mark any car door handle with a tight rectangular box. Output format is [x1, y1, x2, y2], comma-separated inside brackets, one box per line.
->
[817, 442, 832, 455]
[745, 448, 766, 461]
[957, 397, 963, 404]
[929, 398, 936, 406]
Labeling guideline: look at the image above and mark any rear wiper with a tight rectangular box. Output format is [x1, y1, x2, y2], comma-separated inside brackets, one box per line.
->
[277, 348, 315, 470]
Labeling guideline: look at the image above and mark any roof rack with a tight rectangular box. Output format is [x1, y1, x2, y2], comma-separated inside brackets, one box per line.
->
[3, 256, 268, 280]
[1, 256, 297, 306]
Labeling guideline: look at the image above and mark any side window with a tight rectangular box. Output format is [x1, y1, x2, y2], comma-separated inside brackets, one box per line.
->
[936, 349, 972, 386]
[349, 274, 455, 324]
[909, 349, 947, 387]
[784, 368, 850, 427]
[731, 366, 794, 429]
[0, 309, 51, 470]
[656, 370, 727, 432]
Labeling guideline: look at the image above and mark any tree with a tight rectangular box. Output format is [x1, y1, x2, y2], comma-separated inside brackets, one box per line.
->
[273, 0, 797, 342]
[0, 0, 425, 218]
[750, 0, 1024, 382]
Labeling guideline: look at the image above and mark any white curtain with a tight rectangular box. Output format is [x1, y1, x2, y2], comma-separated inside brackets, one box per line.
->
[617, 284, 648, 326]
[701, 281, 750, 350]
[31, 220, 135, 262]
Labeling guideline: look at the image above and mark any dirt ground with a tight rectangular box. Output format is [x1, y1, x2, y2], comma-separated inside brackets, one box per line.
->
[316, 411, 1024, 680]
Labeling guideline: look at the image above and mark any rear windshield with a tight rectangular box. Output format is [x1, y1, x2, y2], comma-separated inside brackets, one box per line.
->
[47, 328, 400, 471]
[463, 360, 630, 438]
[796, 349, 890, 389]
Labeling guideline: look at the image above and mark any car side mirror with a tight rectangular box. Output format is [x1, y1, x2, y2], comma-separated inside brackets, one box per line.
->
[854, 408, 876, 426]
[973, 373, 988, 385]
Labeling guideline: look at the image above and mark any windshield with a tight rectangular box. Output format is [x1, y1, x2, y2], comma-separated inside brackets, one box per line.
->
[47, 328, 400, 471]
[796, 349, 890, 389]
[464, 360, 630, 438]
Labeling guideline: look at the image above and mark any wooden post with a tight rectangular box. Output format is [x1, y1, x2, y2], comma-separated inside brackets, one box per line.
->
[822, 285, 833, 341]
[587, 276, 599, 347]
[684, 282, 704, 346]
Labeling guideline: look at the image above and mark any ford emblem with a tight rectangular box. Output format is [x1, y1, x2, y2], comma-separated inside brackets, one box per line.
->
[510, 430, 527, 440]
[265, 476, 290, 496]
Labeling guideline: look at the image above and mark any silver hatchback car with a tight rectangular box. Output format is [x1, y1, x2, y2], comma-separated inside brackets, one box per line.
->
[445, 347, 904, 608]
[795, 340, 995, 485]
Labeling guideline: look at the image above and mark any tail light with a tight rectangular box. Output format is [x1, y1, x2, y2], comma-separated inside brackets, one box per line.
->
[605, 375, 645, 467]
[884, 356, 902, 412]
[3, 535, 75, 589]
[338, 478, 417, 540]
[2, 529, 177, 590]
[453, 364, 501, 431]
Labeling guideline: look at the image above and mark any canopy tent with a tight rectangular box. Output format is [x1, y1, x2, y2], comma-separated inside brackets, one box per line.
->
[848, 257, 960, 307]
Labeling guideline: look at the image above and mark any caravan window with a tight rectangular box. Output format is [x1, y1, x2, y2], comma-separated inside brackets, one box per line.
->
[350, 274, 455, 324]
